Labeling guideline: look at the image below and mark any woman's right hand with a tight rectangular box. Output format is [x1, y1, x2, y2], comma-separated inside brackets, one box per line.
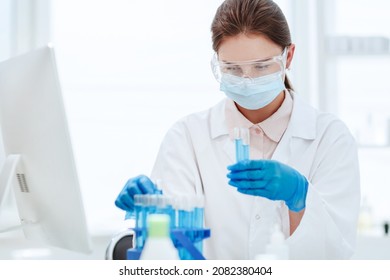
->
[114, 175, 157, 212]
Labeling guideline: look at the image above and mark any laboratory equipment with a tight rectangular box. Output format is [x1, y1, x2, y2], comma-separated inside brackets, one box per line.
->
[211, 48, 287, 82]
[125, 193, 210, 260]
[357, 196, 374, 234]
[234, 127, 250, 162]
[193, 195, 205, 253]
[139, 214, 180, 260]
[0, 45, 92, 254]
[177, 195, 194, 259]
[105, 230, 134, 260]
[265, 224, 289, 260]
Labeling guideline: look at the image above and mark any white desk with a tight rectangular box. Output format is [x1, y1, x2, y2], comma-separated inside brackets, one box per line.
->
[1, 229, 389, 260]
[0, 230, 112, 260]
[352, 234, 390, 260]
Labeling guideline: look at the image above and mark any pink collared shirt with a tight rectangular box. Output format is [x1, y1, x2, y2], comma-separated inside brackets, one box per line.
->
[225, 90, 293, 160]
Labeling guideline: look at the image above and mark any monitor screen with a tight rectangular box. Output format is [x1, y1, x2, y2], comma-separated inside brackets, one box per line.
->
[0, 45, 92, 254]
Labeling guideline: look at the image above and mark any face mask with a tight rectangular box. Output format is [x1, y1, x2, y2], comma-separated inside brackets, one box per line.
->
[220, 71, 285, 110]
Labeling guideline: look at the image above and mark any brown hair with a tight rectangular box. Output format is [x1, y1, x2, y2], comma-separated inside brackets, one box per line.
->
[211, 0, 293, 90]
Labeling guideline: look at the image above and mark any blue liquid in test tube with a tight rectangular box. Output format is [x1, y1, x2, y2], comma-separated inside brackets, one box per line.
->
[193, 195, 205, 254]
[240, 127, 250, 161]
[134, 194, 143, 229]
[178, 195, 194, 260]
[138, 194, 152, 250]
[234, 127, 250, 162]
[234, 127, 243, 162]
[165, 195, 176, 228]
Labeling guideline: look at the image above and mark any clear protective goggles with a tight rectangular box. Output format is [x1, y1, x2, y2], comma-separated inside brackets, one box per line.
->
[211, 47, 288, 85]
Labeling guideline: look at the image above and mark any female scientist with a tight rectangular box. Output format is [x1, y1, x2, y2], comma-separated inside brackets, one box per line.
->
[115, 0, 360, 259]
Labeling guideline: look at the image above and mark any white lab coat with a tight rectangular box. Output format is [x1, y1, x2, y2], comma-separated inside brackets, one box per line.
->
[151, 91, 360, 260]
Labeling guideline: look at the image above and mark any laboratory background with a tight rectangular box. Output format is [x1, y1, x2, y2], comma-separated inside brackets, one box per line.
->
[0, 0, 389, 259]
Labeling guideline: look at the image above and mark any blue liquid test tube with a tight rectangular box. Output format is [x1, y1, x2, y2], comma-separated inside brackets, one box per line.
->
[177, 195, 194, 260]
[193, 195, 205, 254]
[164, 195, 176, 228]
[234, 127, 243, 162]
[138, 194, 152, 249]
[240, 127, 250, 161]
[234, 127, 250, 162]
[134, 194, 143, 228]
[148, 194, 158, 215]
[136, 195, 147, 249]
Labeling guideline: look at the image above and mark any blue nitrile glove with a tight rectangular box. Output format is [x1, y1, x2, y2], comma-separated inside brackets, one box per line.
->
[115, 175, 158, 212]
[227, 160, 308, 212]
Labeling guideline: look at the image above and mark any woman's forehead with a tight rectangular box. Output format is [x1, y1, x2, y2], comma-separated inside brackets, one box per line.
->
[218, 33, 282, 62]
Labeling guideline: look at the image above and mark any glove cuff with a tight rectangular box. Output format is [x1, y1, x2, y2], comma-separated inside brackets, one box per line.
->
[286, 172, 308, 212]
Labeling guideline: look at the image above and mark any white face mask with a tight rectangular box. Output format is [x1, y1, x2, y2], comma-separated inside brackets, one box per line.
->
[220, 71, 286, 110]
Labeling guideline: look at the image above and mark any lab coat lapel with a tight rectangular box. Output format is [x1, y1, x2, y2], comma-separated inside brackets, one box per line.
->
[222, 137, 236, 163]
[271, 128, 293, 164]
[271, 92, 316, 164]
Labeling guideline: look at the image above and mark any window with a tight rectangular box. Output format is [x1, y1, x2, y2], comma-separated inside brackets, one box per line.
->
[50, 0, 227, 232]
[323, 0, 390, 226]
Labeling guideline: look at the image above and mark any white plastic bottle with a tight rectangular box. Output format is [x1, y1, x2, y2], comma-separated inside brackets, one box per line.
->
[140, 214, 180, 260]
[264, 224, 289, 260]
[357, 196, 373, 234]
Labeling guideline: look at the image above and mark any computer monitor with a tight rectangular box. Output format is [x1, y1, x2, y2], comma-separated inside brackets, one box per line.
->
[0, 45, 92, 254]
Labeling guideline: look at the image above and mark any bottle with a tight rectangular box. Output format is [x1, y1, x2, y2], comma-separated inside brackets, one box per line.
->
[139, 214, 180, 260]
[357, 196, 373, 234]
[265, 224, 289, 260]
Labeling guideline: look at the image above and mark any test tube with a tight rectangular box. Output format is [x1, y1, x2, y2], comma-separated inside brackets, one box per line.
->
[234, 127, 243, 162]
[177, 195, 195, 260]
[164, 195, 176, 228]
[193, 195, 204, 229]
[234, 127, 250, 162]
[134, 194, 143, 229]
[171, 195, 180, 228]
[177, 195, 194, 228]
[240, 127, 250, 161]
[156, 195, 174, 217]
[148, 194, 158, 215]
[193, 195, 205, 254]
[138, 195, 152, 249]
[136, 194, 147, 249]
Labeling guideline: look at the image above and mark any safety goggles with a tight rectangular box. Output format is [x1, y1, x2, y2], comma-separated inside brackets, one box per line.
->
[211, 47, 288, 84]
